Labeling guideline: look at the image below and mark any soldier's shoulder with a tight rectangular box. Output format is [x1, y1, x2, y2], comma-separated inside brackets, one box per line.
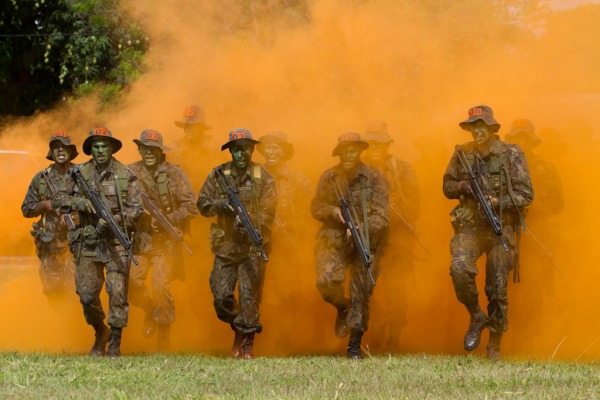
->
[385, 154, 414, 173]
[458, 141, 476, 152]
[128, 160, 144, 172]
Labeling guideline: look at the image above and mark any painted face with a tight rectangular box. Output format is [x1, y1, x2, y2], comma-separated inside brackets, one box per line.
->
[468, 120, 493, 147]
[262, 142, 284, 166]
[183, 124, 206, 139]
[139, 144, 163, 168]
[507, 132, 530, 152]
[230, 143, 254, 170]
[91, 139, 113, 166]
[339, 144, 362, 173]
[363, 141, 389, 164]
[50, 142, 71, 165]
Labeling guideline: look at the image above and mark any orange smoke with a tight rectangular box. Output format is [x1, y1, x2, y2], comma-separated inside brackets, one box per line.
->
[1, 1, 600, 360]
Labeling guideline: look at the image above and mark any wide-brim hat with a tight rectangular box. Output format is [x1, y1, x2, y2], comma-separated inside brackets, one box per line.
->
[257, 131, 294, 161]
[174, 105, 212, 130]
[459, 105, 501, 133]
[82, 127, 122, 155]
[133, 129, 171, 151]
[221, 128, 260, 151]
[46, 131, 79, 161]
[505, 118, 541, 149]
[364, 121, 393, 143]
[332, 132, 369, 156]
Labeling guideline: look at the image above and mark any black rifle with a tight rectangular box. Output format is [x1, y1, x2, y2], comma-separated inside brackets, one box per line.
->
[215, 166, 268, 262]
[329, 173, 376, 286]
[455, 146, 509, 253]
[71, 165, 138, 265]
[389, 203, 430, 255]
[140, 192, 193, 255]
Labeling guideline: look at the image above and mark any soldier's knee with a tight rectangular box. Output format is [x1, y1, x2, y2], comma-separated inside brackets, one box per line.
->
[450, 261, 475, 286]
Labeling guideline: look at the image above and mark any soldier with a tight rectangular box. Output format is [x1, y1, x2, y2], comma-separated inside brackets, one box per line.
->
[197, 128, 276, 359]
[52, 127, 143, 358]
[311, 132, 389, 359]
[443, 106, 533, 360]
[128, 130, 198, 351]
[22, 131, 79, 303]
[361, 121, 420, 352]
[170, 105, 214, 186]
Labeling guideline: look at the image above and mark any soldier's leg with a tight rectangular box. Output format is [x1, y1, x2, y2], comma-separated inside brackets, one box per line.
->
[105, 249, 131, 328]
[209, 256, 240, 325]
[315, 243, 349, 338]
[234, 256, 262, 359]
[39, 252, 66, 298]
[151, 251, 176, 351]
[128, 254, 155, 337]
[449, 230, 486, 351]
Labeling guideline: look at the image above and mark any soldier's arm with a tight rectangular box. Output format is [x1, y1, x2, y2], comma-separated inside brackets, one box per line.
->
[259, 170, 277, 229]
[396, 161, 420, 223]
[197, 169, 220, 217]
[310, 172, 339, 223]
[170, 166, 200, 224]
[499, 145, 534, 209]
[443, 152, 462, 200]
[21, 174, 44, 218]
[539, 163, 564, 216]
[124, 170, 144, 226]
[367, 171, 390, 237]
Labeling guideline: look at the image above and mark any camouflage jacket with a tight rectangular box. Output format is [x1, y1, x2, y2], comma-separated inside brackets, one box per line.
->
[52, 158, 143, 240]
[22, 164, 71, 245]
[197, 161, 276, 257]
[129, 160, 198, 252]
[311, 162, 389, 249]
[168, 136, 215, 191]
[265, 162, 312, 230]
[443, 138, 534, 227]
[526, 154, 563, 218]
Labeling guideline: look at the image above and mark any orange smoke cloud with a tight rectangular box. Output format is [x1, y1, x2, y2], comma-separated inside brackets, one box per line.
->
[1, 1, 600, 360]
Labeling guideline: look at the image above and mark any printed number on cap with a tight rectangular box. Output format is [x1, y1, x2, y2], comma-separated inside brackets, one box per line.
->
[145, 130, 160, 141]
[469, 107, 484, 117]
[231, 131, 248, 140]
[93, 128, 109, 136]
[513, 119, 528, 128]
[342, 133, 359, 141]
[184, 107, 197, 117]
[53, 131, 67, 138]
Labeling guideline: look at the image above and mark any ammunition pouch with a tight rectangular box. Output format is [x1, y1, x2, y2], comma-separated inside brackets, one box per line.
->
[210, 223, 225, 252]
[82, 224, 99, 249]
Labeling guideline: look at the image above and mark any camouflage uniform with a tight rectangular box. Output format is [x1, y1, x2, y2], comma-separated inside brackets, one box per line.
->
[197, 159, 276, 336]
[22, 164, 75, 297]
[443, 106, 533, 358]
[311, 142, 389, 338]
[128, 157, 198, 329]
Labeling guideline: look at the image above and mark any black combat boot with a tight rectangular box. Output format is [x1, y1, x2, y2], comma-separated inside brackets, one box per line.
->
[239, 333, 255, 359]
[89, 323, 110, 356]
[157, 324, 171, 352]
[231, 324, 244, 358]
[335, 304, 350, 338]
[463, 303, 487, 351]
[486, 331, 503, 361]
[107, 326, 122, 359]
[347, 330, 363, 360]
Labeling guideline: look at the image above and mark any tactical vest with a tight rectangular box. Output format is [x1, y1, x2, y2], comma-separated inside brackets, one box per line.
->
[78, 161, 130, 211]
[219, 162, 263, 232]
[137, 166, 174, 214]
[38, 167, 53, 200]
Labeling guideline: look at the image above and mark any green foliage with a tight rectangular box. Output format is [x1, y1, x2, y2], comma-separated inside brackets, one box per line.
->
[0, 0, 148, 118]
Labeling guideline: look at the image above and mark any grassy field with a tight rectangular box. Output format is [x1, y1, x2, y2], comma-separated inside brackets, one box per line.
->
[1, 352, 599, 399]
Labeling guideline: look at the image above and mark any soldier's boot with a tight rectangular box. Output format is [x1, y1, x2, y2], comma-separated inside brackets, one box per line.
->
[106, 327, 123, 359]
[335, 304, 350, 338]
[239, 333, 255, 360]
[142, 310, 157, 338]
[157, 324, 171, 352]
[463, 303, 487, 351]
[347, 330, 363, 360]
[231, 324, 244, 358]
[89, 323, 110, 356]
[486, 331, 503, 361]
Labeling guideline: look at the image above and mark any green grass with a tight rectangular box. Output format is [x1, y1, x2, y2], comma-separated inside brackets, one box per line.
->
[1, 353, 599, 399]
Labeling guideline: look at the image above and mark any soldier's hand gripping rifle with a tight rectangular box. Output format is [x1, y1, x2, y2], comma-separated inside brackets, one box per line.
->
[43, 169, 76, 229]
[455, 146, 509, 253]
[71, 165, 138, 265]
[215, 166, 268, 262]
[329, 173, 376, 286]
[140, 192, 193, 255]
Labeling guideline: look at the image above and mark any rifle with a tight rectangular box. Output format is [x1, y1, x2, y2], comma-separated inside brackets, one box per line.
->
[524, 227, 565, 277]
[71, 165, 138, 265]
[140, 192, 193, 255]
[389, 203, 430, 255]
[329, 173, 376, 286]
[455, 146, 509, 253]
[215, 166, 268, 262]
[42, 169, 58, 196]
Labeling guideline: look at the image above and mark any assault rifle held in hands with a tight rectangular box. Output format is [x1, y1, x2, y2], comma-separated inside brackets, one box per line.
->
[455, 145, 509, 253]
[329, 173, 376, 286]
[71, 165, 138, 265]
[140, 192, 193, 255]
[215, 166, 268, 262]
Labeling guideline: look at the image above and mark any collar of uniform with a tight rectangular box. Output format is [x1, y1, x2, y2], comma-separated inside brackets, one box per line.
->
[92, 157, 115, 175]
[333, 161, 368, 181]
[265, 162, 290, 180]
[488, 138, 503, 157]
[228, 160, 254, 179]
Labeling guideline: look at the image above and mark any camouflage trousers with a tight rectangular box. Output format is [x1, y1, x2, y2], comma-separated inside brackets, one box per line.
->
[129, 248, 176, 325]
[449, 224, 515, 333]
[314, 237, 382, 333]
[39, 245, 75, 297]
[75, 245, 131, 328]
[209, 254, 263, 334]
